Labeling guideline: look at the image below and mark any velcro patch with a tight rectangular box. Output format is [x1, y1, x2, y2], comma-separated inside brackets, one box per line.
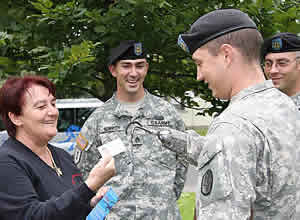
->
[76, 133, 89, 151]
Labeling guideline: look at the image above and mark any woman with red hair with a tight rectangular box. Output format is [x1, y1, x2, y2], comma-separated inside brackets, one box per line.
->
[0, 75, 115, 220]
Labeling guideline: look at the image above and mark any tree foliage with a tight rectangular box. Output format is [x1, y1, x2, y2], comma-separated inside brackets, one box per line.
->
[0, 0, 299, 116]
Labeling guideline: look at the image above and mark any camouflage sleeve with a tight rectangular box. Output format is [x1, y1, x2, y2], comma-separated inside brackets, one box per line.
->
[158, 128, 205, 167]
[172, 111, 188, 200]
[295, 119, 300, 219]
[74, 114, 101, 180]
[186, 129, 206, 165]
[195, 124, 256, 219]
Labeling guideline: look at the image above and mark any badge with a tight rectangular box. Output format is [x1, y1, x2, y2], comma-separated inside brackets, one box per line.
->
[134, 42, 142, 56]
[177, 35, 190, 53]
[271, 38, 282, 51]
[76, 133, 89, 151]
[132, 136, 142, 146]
[201, 169, 213, 196]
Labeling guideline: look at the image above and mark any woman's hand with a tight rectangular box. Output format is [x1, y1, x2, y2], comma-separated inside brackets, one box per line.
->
[90, 186, 110, 207]
[85, 155, 116, 192]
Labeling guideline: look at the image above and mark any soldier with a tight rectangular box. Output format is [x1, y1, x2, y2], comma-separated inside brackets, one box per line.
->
[158, 9, 299, 219]
[261, 32, 300, 219]
[261, 33, 300, 107]
[74, 40, 187, 220]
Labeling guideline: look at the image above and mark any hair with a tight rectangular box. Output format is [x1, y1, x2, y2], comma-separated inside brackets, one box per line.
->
[0, 75, 56, 137]
[205, 29, 263, 63]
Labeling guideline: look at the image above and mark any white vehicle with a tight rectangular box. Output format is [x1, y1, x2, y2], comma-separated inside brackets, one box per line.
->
[0, 98, 103, 155]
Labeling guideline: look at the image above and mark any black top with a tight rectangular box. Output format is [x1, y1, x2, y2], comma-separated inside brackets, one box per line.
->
[0, 137, 95, 220]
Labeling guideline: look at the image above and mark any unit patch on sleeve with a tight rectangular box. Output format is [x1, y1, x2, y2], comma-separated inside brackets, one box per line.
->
[201, 169, 213, 196]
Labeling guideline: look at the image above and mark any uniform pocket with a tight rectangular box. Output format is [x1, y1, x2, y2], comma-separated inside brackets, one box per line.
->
[148, 134, 177, 170]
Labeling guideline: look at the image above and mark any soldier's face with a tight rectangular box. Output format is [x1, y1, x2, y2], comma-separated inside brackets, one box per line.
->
[264, 52, 300, 96]
[110, 59, 149, 99]
[192, 46, 232, 100]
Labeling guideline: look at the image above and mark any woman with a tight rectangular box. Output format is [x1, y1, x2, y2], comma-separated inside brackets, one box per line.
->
[0, 75, 115, 220]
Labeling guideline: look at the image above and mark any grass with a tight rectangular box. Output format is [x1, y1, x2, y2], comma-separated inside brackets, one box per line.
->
[178, 192, 195, 220]
[194, 128, 208, 136]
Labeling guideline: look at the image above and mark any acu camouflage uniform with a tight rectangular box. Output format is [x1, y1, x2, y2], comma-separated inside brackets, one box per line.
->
[291, 92, 300, 220]
[162, 81, 298, 220]
[261, 32, 300, 220]
[193, 81, 298, 220]
[75, 90, 187, 220]
[291, 92, 300, 110]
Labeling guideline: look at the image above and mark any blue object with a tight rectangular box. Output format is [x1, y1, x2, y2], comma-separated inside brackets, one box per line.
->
[59, 125, 81, 143]
[58, 125, 81, 152]
[86, 187, 119, 220]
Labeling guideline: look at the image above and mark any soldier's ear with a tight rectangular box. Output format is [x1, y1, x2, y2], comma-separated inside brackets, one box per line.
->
[109, 65, 117, 78]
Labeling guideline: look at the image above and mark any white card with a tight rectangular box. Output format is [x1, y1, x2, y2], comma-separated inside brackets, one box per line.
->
[98, 138, 126, 157]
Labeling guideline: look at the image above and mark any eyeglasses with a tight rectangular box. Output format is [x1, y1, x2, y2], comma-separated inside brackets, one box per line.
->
[264, 57, 299, 71]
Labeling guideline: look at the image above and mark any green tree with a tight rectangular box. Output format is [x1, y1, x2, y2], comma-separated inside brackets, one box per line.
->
[0, 0, 299, 116]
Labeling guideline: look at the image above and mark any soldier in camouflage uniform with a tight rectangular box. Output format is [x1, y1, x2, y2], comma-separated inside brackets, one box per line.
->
[158, 9, 299, 219]
[262, 33, 300, 107]
[74, 40, 187, 220]
[261, 32, 300, 219]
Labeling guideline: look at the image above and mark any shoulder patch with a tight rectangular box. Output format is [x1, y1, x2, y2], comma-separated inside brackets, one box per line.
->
[201, 169, 213, 196]
[76, 133, 89, 151]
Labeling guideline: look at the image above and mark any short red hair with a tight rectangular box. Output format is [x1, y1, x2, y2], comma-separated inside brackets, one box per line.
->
[0, 75, 56, 137]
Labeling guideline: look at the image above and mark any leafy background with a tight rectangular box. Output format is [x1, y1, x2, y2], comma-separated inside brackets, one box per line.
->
[0, 0, 299, 116]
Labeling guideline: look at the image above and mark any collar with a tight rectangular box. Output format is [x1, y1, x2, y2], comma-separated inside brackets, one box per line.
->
[230, 80, 274, 104]
[291, 91, 300, 107]
[111, 90, 155, 118]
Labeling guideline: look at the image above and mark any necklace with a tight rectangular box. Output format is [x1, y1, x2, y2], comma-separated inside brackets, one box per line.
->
[46, 147, 63, 177]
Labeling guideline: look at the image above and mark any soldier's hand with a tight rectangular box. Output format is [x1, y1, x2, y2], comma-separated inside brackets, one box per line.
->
[157, 128, 188, 154]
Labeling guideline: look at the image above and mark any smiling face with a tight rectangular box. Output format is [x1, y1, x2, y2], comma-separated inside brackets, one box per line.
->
[264, 52, 300, 96]
[192, 46, 232, 100]
[109, 59, 149, 102]
[12, 84, 59, 144]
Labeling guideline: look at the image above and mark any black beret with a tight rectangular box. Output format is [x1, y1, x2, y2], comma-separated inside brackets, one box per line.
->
[177, 9, 257, 54]
[261, 32, 300, 59]
[108, 40, 146, 66]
